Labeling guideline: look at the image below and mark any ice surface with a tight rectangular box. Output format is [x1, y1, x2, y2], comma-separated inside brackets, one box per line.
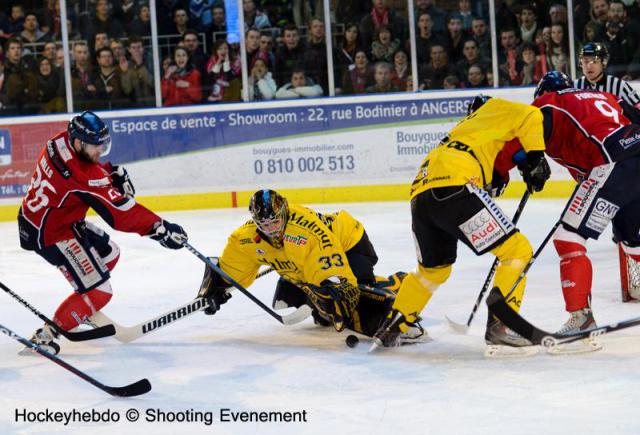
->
[2, 199, 640, 434]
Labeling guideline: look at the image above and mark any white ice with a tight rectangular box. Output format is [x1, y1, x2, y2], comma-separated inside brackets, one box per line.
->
[1, 199, 640, 435]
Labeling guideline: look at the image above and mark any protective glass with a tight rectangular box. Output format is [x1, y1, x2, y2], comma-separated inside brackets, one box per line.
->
[80, 135, 112, 157]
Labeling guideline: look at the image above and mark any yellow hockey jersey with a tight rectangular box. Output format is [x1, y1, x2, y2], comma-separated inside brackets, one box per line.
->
[218, 204, 365, 289]
[410, 98, 545, 198]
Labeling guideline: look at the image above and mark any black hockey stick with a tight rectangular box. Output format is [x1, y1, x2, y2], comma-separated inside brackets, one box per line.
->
[486, 287, 640, 348]
[0, 322, 151, 397]
[182, 242, 311, 325]
[0, 281, 115, 341]
[446, 190, 531, 334]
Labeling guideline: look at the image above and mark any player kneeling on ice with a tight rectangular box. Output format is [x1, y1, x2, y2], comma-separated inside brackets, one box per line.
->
[372, 95, 551, 351]
[17, 111, 188, 355]
[529, 72, 640, 338]
[197, 189, 425, 343]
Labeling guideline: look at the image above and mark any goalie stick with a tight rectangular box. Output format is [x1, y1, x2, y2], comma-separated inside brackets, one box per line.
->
[486, 287, 640, 348]
[90, 267, 310, 343]
[0, 322, 151, 397]
[446, 191, 531, 334]
[0, 281, 115, 342]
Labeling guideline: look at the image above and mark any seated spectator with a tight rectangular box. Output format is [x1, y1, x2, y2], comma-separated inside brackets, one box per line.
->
[210, 4, 227, 37]
[456, 39, 491, 81]
[443, 74, 460, 89]
[162, 46, 202, 106]
[258, 32, 276, 70]
[333, 23, 362, 80]
[546, 23, 569, 74]
[360, 0, 406, 48]
[243, 0, 271, 31]
[419, 43, 456, 89]
[414, 12, 447, 66]
[20, 12, 50, 44]
[36, 56, 65, 113]
[7, 5, 24, 36]
[471, 17, 491, 58]
[71, 42, 94, 110]
[389, 49, 409, 90]
[550, 3, 568, 25]
[415, 0, 446, 34]
[42, 42, 57, 63]
[246, 58, 276, 100]
[366, 61, 398, 93]
[189, 0, 216, 32]
[183, 30, 207, 76]
[516, 41, 545, 85]
[129, 4, 151, 37]
[340, 49, 373, 95]
[498, 27, 522, 85]
[464, 64, 488, 88]
[304, 18, 328, 93]
[275, 24, 305, 86]
[121, 35, 155, 106]
[604, 20, 632, 77]
[445, 14, 465, 63]
[93, 32, 111, 56]
[89, 47, 131, 109]
[275, 68, 323, 99]
[205, 39, 242, 102]
[66, 16, 83, 41]
[55, 46, 65, 68]
[84, 0, 124, 40]
[168, 8, 190, 36]
[4, 38, 38, 115]
[457, 0, 473, 33]
[113, 0, 137, 27]
[40, 0, 61, 37]
[110, 38, 126, 66]
[371, 25, 400, 63]
[591, 0, 608, 27]
[519, 5, 538, 43]
[245, 28, 262, 68]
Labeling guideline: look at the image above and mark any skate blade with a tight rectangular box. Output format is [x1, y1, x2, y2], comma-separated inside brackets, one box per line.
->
[546, 339, 603, 355]
[484, 344, 539, 358]
[17, 346, 36, 356]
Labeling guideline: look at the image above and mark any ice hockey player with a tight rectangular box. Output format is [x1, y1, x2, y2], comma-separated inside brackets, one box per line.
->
[372, 95, 551, 352]
[197, 189, 424, 341]
[531, 71, 640, 335]
[17, 111, 188, 354]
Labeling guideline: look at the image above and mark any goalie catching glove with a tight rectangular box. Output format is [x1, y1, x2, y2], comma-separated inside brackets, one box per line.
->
[298, 277, 360, 332]
[197, 257, 232, 315]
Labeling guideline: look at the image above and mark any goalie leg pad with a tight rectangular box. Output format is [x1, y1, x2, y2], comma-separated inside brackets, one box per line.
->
[490, 231, 532, 312]
[553, 227, 592, 312]
[53, 283, 113, 331]
[392, 264, 451, 322]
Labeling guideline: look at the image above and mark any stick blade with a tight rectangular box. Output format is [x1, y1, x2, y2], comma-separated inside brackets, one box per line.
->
[61, 324, 116, 342]
[106, 378, 152, 397]
[281, 305, 312, 325]
[445, 315, 470, 334]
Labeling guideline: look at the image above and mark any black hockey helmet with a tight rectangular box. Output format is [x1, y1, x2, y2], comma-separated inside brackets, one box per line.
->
[249, 189, 289, 247]
[68, 111, 112, 156]
[533, 71, 574, 98]
[467, 94, 492, 116]
[580, 41, 609, 66]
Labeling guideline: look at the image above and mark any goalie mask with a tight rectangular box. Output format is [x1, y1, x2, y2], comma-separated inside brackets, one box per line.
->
[249, 189, 289, 248]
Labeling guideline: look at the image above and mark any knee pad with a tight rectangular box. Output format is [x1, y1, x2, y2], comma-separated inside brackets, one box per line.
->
[413, 263, 452, 288]
[54, 282, 113, 331]
[491, 232, 532, 269]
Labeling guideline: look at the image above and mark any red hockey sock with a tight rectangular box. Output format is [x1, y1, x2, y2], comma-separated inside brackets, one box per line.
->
[53, 285, 113, 331]
[554, 240, 592, 312]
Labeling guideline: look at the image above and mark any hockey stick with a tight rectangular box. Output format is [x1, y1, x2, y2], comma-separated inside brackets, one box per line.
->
[90, 266, 306, 343]
[0, 281, 115, 342]
[182, 241, 312, 325]
[446, 191, 531, 334]
[0, 322, 151, 397]
[486, 287, 640, 348]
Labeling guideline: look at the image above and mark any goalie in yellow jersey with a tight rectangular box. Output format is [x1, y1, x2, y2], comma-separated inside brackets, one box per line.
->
[372, 95, 552, 350]
[197, 189, 425, 341]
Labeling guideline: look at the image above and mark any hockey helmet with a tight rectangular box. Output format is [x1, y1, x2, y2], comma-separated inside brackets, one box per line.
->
[249, 189, 289, 247]
[533, 71, 574, 98]
[466, 94, 492, 116]
[68, 111, 112, 157]
[580, 42, 609, 67]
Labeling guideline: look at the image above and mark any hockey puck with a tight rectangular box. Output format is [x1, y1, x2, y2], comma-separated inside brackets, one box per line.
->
[345, 334, 359, 348]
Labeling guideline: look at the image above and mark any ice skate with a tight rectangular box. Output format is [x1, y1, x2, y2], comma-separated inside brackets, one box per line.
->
[547, 308, 602, 354]
[484, 317, 538, 358]
[18, 324, 60, 356]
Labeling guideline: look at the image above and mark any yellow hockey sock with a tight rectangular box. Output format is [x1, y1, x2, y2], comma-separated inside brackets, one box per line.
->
[490, 232, 532, 312]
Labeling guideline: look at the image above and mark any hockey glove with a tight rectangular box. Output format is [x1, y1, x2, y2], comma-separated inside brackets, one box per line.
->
[149, 220, 188, 249]
[299, 277, 360, 332]
[110, 165, 135, 198]
[197, 257, 232, 315]
[518, 151, 550, 193]
[485, 168, 509, 198]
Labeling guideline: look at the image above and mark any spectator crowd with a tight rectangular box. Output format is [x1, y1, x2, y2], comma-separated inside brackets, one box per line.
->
[0, 0, 638, 115]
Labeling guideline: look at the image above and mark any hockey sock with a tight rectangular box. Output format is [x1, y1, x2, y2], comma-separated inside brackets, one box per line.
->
[490, 232, 533, 312]
[554, 239, 592, 312]
[392, 264, 451, 326]
[53, 283, 113, 331]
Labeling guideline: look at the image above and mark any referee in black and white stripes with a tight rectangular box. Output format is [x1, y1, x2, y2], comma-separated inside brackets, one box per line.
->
[575, 42, 640, 108]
